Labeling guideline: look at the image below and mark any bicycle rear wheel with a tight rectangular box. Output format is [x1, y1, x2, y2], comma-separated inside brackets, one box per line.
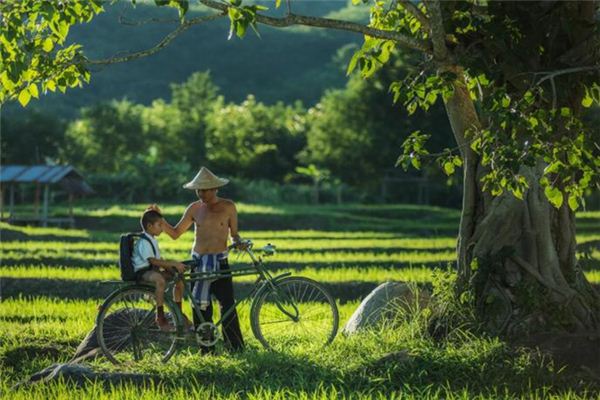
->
[251, 277, 338, 350]
[96, 286, 181, 364]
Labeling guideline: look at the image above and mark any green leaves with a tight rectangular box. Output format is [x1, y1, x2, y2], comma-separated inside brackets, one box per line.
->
[347, 38, 396, 79]
[389, 73, 451, 117]
[396, 130, 431, 171]
[226, 3, 265, 40]
[544, 185, 563, 208]
[581, 93, 593, 108]
[1, 0, 104, 107]
[581, 84, 600, 108]
[442, 155, 463, 176]
[18, 88, 31, 107]
[28, 83, 39, 99]
[153, 0, 188, 20]
[42, 38, 54, 52]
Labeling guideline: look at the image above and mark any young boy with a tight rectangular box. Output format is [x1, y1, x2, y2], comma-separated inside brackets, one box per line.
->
[132, 209, 191, 331]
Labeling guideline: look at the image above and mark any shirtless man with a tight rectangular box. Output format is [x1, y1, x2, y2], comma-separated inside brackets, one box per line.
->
[154, 167, 245, 352]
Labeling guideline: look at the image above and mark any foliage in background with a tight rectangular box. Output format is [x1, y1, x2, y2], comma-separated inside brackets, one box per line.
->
[302, 57, 454, 188]
[0, 109, 67, 165]
[204, 95, 307, 182]
[2, 63, 461, 204]
[62, 99, 145, 172]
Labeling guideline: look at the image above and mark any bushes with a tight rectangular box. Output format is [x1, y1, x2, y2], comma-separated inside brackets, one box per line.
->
[87, 161, 192, 202]
[217, 178, 364, 205]
[85, 174, 364, 205]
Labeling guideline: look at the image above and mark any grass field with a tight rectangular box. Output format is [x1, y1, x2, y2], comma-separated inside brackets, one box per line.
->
[1, 203, 599, 399]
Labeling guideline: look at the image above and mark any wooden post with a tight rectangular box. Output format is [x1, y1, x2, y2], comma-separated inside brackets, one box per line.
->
[34, 182, 40, 219]
[69, 193, 74, 228]
[9, 184, 14, 221]
[42, 184, 49, 227]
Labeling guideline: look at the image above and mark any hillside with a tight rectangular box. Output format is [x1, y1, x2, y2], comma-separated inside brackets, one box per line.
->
[4, 1, 368, 118]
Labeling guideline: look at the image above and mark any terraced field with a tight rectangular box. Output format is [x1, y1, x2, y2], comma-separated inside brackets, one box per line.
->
[2, 204, 599, 298]
[1, 203, 599, 398]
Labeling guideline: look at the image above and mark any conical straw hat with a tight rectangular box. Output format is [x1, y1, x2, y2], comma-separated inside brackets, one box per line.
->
[183, 167, 229, 190]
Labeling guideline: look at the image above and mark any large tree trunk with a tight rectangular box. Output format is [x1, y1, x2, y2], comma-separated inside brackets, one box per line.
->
[443, 75, 600, 336]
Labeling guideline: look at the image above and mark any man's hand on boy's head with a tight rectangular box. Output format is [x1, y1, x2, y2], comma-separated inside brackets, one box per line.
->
[148, 204, 163, 214]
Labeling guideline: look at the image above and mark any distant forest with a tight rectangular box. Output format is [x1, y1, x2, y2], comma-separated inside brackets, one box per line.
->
[1, 1, 468, 206]
[3, 1, 366, 118]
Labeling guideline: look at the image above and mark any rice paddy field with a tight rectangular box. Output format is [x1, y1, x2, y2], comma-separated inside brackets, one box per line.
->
[1, 203, 599, 399]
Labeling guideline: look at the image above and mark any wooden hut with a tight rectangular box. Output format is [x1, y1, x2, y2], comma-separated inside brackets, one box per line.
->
[0, 165, 93, 227]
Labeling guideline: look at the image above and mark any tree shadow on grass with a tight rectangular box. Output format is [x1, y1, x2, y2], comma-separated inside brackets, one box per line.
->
[110, 346, 370, 396]
[6, 339, 600, 398]
[0, 277, 407, 302]
[361, 345, 600, 398]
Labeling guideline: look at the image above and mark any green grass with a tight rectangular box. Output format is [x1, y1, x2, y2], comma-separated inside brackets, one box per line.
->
[1, 202, 599, 398]
[0, 265, 438, 284]
[1, 298, 598, 399]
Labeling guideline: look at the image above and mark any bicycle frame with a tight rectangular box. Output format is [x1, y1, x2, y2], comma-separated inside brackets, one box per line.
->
[165, 244, 297, 332]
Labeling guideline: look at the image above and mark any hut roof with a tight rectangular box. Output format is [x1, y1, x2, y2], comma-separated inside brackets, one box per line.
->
[0, 165, 93, 195]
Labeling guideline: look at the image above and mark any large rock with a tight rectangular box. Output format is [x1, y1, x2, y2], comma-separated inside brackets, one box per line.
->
[342, 281, 430, 335]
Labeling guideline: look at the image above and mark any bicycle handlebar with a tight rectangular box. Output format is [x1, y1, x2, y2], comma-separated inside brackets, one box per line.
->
[177, 239, 274, 277]
[228, 238, 253, 251]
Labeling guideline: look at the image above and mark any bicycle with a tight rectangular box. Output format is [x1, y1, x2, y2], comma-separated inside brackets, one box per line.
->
[95, 239, 339, 364]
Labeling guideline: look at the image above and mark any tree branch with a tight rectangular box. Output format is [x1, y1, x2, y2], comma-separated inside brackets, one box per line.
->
[423, 0, 448, 62]
[86, 13, 226, 65]
[199, 0, 432, 53]
[535, 65, 600, 85]
[398, 0, 430, 32]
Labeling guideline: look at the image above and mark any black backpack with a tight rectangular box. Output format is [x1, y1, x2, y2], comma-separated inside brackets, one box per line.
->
[119, 232, 157, 281]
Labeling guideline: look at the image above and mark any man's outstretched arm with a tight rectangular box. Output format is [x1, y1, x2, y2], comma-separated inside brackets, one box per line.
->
[154, 204, 194, 240]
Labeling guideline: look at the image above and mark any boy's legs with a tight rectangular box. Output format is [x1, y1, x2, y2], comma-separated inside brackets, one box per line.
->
[174, 280, 184, 302]
[139, 270, 171, 331]
[173, 280, 192, 328]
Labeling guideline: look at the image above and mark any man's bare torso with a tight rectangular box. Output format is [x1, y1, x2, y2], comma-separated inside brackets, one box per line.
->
[190, 198, 233, 254]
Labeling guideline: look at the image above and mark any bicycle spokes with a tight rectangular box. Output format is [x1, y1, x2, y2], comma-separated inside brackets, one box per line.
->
[251, 277, 339, 351]
[97, 287, 180, 364]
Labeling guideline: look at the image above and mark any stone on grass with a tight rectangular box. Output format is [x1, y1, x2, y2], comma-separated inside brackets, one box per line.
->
[343, 281, 430, 335]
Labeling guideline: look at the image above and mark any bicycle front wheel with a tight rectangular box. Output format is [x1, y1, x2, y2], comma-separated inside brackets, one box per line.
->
[96, 286, 181, 365]
[251, 277, 338, 350]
